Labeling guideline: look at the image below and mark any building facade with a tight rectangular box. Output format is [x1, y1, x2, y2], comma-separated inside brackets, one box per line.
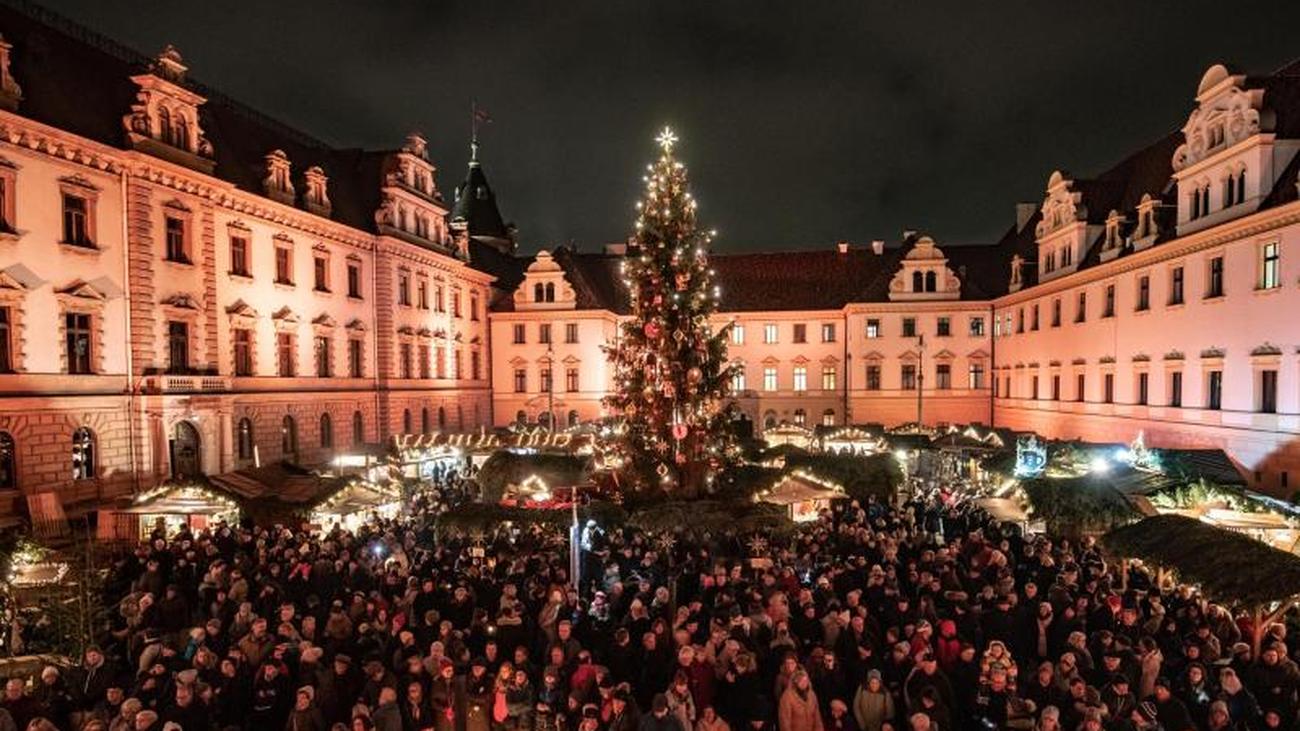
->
[1, 0, 1300, 525]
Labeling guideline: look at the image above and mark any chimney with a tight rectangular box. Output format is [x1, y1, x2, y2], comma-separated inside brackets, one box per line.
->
[871, 239, 885, 255]
[836, 240, 850, 254]
[1016, 202, 1037, 232]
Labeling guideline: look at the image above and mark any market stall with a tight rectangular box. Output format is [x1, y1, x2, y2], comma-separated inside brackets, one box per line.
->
[310, 481, 402, 532]
[763, 424, 814, 450]
[818, 427, 884, 455]
[99, 483, 239, 541]
[756, 471, 845, 522]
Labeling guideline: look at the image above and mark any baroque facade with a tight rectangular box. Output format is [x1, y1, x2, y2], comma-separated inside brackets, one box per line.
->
[0, 1, 1299, 525]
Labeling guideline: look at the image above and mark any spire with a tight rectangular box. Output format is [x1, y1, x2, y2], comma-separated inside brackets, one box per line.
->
[451, 139, 513, 253]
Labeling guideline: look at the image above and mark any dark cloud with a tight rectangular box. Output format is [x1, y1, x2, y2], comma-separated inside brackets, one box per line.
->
[40, 0, 1300, 251]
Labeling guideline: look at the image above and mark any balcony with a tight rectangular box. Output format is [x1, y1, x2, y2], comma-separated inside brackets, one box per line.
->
[143, 373, 230, 394]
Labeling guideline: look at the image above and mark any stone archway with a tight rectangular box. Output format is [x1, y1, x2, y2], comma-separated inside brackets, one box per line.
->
[171, 420, 202, 479]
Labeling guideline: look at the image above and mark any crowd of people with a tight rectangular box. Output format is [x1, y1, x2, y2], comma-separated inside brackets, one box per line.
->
[0, 467, 1297, 731]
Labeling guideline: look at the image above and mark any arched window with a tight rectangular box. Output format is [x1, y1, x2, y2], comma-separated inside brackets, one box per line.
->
[0, 431, 15, 490]
[925, 270, 937, 292]
[534, 283, 545, 302]
[174, 115, 190, 150]
[763, 410, 778, 430]
[538, 412, 552, 429]
[281, 415, 298, 461]
[71, 426, 96, 480]
[822, 408, 836, 427]
[912, 271, 924, 292]
[793, 408, 806, 426]
[172, 421, 201, 478]
[567, 410, 579, 427]
[352, 411, 365, 445]
[421, 407, 431, 434]
[438, 406, 447, 429]
[545, 283, 556, 302]
[157, 106, 172, 144]
[402, 408, 412, 434]
[515, 410, 527, 424]
[319, 412, 333, 448]
[237, 418, 254, 461]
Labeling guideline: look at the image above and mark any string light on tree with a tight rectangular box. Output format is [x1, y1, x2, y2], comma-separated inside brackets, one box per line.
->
[604, 126, 737, 497]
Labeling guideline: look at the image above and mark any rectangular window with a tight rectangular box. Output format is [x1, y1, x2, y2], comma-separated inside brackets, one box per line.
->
[901, 364, 917, 390]
[347, 262, 362, 298]
[62, 194, 91, 246]
[1136, 276, 1150, 311]
[866, 319, 882, 338]
[540, 367, 552, 392]
[1170, 266, 1184, 305]
[418, 345, 430, 379]
[471, 293, 480, 321]
[969, 317, 984, 337]
[66, 312, 92, 374]
[1137, 372, 1149, 405]
[865, 364, 881, 391]
[513, 368, 526, 393]
[1076, 373, 1086, 402]
[936, 364, 951, 390]
[730, 367, 746, 392]
[314, 256, 329, 292]
[417, 279, 428, 309]
[0, 308, 14, 372]
[1016, 308, 1024, 333]
[452, 290, 462, 317]
[277, 332, 294, 377]
[1103, 284, 1115, 317]
[1051, 374, 1061, 401]
[1030, 375, 1039, 400]
[512, 324, 525, 344]
[539, 323, 551, 345]
[167, 321, 188, 372]
[1206, 370, 1223, 410]
[902, 317, 916, 338]
[275, 246, 293, 285]
[1103, 373, 1114, 403]
[230, 236, 250, 277]
[1260, 369, 1278, 413]
[348, 339, 363, 378]
[397, 271, 410, 306]
[821, 365, 837, 390]
[471, 350, 481, 380]
[566, 367, 579, 392]
[792, 323, 806, 343]
[434, 285, 445, 312]
[1030, 307, 1039, 331]
[1075, 292, 1087, 323]
[1207, 256, 1224, 298]
[1261, 242, 1281, 290]
[1169, 371, 1183, 407]
[233, 328, 253, 376]
[1051, 298, 1061, 327]
[731, 324, 745, 345]
[436, 348, 446, 379]
[315, 336, 332, 377]
[937, 317, 951, 337]
[399, 343, 412, 379]
[164, 217, 187, 263]
[793, 366, 807, 392]
[764, 324, 778, 344]
[821, 323, 836, 342]
[967, 362, 984, 389]
[565, 323, 579, 344]
[763, 366, 777, 392]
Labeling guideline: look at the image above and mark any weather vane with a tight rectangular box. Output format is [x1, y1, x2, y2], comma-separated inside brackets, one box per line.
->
[656, 126, 678, 153]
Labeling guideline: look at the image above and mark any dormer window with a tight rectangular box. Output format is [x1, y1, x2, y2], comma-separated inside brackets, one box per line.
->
[1061, 246, 1072, 267]
[263, 150, 294, 204]
[304, 166, 331, 216]
[1103, 211, 1123, 250]
[1209, 123, 1225, 149]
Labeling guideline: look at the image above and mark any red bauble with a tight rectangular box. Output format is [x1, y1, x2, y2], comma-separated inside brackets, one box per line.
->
[672, 423, 689, 441]
[644, 321, 661, 339]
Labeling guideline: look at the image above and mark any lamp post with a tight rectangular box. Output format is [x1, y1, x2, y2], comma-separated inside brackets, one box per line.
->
[916, 333, 926, 426]
[547, 341, 555, 433]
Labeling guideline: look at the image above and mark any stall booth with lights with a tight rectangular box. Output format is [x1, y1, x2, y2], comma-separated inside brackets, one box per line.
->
[98, 483, 241, 541]
[764, 424, 815, 450]
[757, 472, 846, 522]
[310, 481, 402, 532]
[818, 427, 884, 455]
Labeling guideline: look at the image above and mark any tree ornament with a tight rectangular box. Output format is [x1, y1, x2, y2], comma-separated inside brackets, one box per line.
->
[644, 321, 661, 340]
[672, 422, 689, 441]
[675, 272, 690, 291]
[687, 367, 703, 384]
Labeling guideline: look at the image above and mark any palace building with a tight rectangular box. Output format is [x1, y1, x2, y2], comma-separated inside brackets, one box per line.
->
[0, 2, 1297, 525]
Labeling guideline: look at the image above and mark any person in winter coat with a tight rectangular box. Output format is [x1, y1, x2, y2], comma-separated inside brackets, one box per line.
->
[285, 686, 327, 731]
[694, 706, 729, 731]
[607, 688, 642, 731]
[852, 670, 895, 731]
[371, 687, 402, 731]
[398, 680, 433, 731]
[826, 699, 859, 731]
[250, 662, 291, 731]
[665, 673, 696, 730]
[638, 694, 684, 731]
[778, 670, 824, 731]
[504, 668, 534, 731]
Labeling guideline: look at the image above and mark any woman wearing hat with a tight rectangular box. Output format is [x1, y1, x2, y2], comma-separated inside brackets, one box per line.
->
[778, 670, 823, 731]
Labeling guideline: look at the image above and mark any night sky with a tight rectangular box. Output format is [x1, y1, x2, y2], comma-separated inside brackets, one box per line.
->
[42, 1, 1300, 252]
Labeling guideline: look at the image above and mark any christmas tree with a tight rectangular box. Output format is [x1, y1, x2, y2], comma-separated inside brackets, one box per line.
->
[605, 128, 735, 497]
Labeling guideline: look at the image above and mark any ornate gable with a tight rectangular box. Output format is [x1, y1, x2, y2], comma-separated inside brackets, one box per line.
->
[263, 150, 295, 205]
[0, 35, 22, 111]
[888, 236, 961, 301]
[122, 46, 214, 172]
[1034, 170, 1097, 281]
[513, 250, 578, 310]
[1172, 65, 1265, 173]
[303, 166, 331, 217]
[1035, 171, 1085, 238]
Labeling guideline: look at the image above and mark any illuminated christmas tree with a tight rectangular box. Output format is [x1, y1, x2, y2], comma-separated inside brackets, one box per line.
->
[605, 127, 735, 497]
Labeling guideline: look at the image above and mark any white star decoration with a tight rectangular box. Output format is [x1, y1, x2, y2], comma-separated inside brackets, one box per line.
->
[656, 126, 678, 153]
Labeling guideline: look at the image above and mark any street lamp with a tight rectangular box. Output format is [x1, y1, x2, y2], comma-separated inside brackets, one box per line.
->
[916, 333, 926, 426]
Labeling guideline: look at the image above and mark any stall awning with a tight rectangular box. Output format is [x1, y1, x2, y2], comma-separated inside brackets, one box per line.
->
[759, 474, 844, 506]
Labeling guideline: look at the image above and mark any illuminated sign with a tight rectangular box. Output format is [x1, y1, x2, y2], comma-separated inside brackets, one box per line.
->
[390, 428, 586, 452]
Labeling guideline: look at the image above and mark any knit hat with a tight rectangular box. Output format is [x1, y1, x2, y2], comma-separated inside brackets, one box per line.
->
[298, 686, 315, 702]
[867, 669, 883, 682]
[652, 693, 669, 712]
[1137, 701, 1158, 723]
